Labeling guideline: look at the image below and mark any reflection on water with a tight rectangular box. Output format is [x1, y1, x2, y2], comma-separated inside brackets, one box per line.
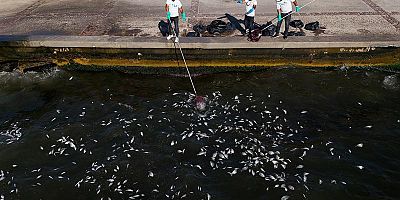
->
[0, 68, 399, 200]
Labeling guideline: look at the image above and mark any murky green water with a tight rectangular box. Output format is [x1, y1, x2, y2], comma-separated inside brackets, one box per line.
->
[0, 68, 399, 200]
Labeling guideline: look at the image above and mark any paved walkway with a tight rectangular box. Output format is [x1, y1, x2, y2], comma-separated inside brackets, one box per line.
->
[0, 0, 399, 40]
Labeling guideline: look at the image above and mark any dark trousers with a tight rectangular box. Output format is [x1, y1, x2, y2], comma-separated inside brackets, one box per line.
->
[276, 12, 291, 36]
[244, 15, 254, 33]
[168, 17, 179, 36]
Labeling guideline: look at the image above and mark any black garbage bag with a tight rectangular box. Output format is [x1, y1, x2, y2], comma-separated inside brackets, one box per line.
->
[207, 25, 226, 34]
[304, 21, 320, 31]
[186, 31, 200, 37]
[193, 24, 207, 34]
[207, 20, 228, 34]
[225, 22, 236, 31]
[260, 21, 276, 36]
[289, 20, 304, 28]
[158, 20, 169, 36]
[206, 25, 217, 34]
[287, 31, 306, 36]
[194, 19, 234, 36]
[210, 20, 227, 28]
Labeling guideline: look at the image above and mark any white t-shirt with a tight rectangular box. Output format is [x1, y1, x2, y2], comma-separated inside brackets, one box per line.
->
[277, 0, 295, 14]
[166, 0, 182, 17]
[245, 0, 257, 17]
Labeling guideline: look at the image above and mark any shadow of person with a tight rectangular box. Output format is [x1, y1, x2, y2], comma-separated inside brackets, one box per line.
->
[158, 20, 169, 37]
[218, 13, 246, 35]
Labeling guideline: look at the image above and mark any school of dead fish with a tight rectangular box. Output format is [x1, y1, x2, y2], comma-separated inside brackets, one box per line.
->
[0, 89, 389, 200]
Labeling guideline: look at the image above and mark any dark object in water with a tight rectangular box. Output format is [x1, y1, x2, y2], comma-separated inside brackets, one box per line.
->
[158, 20, 169, 36]
[289, 20, 304, 28]
[305, 21, 320, 31]
[194, 96, 207, 111]
[287, 31, 306, 36]
[186, 31, 200, 37]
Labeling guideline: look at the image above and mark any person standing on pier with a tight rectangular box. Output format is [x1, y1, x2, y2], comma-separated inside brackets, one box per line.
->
[239, 0, 257, 36]
[165, 0, 186, 43]
[274, 0, 300, 39]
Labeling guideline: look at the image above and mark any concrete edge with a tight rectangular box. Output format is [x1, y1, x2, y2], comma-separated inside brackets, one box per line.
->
[1, 35, 400, 49]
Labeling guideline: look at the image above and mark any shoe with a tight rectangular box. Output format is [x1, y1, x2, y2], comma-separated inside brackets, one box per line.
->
[283, 35, 288, 39]
[167, 35, 173, 40]
[272, 34, 280, 38]
[174, 37, 179, 43]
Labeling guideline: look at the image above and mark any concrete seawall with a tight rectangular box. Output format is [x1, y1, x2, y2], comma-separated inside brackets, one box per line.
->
[1, 35, 400, 73]
[1, 0, 400, 72]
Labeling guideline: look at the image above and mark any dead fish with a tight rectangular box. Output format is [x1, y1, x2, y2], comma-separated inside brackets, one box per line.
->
[281, 195, 290, 200]
[177, 149, 185, 154]
[228, 168, 238, 176]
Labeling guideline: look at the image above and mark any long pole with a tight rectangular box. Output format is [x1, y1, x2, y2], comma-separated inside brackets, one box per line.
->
[168, 18, 198, 95]
[259, 0, 320, 33]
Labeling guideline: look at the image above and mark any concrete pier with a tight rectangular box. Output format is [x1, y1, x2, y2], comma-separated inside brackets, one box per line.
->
[0, 0, 400, 71]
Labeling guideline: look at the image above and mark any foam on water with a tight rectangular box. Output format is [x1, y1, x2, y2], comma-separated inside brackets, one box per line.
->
[0, 69, 62, 86]
[383, 74, 398, 90]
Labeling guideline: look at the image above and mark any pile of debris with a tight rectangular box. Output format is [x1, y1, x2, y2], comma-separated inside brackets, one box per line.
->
[288, 20, 322, 33]
[158, 18, 325, 39]
[254, 21, 277, 36]
[253, 20, 323, 39]
[187, 20, 236, 37]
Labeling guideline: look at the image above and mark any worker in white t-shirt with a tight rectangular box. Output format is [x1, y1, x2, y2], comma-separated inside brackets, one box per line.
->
[165, 0, 186, 43]
[274, 0, 300, 39]
[241, 0, 257, 36]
